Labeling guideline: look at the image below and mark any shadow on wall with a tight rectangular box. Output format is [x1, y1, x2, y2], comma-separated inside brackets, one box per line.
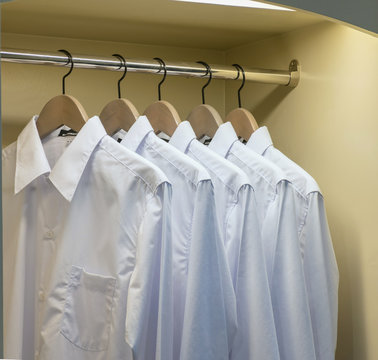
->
[330, 208, 367, 360]
[249, 85, 294, 124]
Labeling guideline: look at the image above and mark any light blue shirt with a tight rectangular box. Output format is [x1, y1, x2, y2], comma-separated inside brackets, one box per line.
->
[210, 122, 317, 360]
[170, 121, 280, 360]
[117, 116, 237, 360]
[247, 126, 339, 360]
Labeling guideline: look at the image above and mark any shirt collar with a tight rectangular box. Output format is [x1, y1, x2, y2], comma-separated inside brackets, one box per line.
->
[120, 115, 154, 152]
[15, 115, 107, 202]
[208, 122, 239, 158]
[169, 121, 197, 153]
[246, 126, 273, 155]
[15, 116, 51, 194]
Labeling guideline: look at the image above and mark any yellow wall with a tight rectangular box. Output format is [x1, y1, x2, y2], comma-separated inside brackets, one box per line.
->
[226, 22, 378, 359]
[1, 33, 226, 146]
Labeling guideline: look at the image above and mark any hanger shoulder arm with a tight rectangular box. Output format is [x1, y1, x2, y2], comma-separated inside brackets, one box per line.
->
[143, 100, 181, 137]
[100, 98, 139, 135]
[37, 94, 88, 138]
[226, 108, 259, 141]
[187, 104, 223, 139]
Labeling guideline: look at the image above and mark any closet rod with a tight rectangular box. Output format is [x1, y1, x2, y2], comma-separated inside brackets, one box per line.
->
[0, 49, 300, 87]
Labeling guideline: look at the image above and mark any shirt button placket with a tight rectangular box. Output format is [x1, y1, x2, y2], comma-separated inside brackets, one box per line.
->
[44, 229, 55, 240]
[36, 228, 55, 356]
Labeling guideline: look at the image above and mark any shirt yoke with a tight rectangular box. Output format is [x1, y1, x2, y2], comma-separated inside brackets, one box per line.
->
[99, 136, 170, 195]
[143, 134, 210, 188]
[189, 140, 252, 198]
[266, 147, 320, 198]
[232, 142, 287, 194]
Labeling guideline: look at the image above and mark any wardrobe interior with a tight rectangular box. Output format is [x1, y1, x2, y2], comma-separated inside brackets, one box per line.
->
[1, 0, 377, 359]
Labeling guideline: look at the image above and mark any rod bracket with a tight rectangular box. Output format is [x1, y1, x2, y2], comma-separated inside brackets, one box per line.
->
[287, 59, 300, 87]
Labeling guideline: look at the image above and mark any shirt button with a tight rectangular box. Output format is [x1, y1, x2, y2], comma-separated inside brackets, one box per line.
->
[45, 230, 54, 239]
[38, 290, 45, 301]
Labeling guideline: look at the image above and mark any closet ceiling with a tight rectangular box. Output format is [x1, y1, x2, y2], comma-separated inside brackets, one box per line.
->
[1, 0, 324, 50]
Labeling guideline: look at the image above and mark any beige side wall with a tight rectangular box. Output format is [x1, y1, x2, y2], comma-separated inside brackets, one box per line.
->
[226, 22, 378, 359]
[1, 33, 226, 146]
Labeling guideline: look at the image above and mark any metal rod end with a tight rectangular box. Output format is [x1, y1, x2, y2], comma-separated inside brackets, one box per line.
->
[287, 59, 300, 87]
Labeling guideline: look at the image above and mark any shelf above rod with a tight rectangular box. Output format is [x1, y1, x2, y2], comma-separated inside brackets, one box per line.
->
[0, 48, 300, 87]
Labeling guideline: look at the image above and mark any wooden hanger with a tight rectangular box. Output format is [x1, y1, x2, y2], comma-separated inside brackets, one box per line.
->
[37, 49, 88, 139]
[226, 108, 258, 140]
[143, 57, 180, 136]
[144, 100, 181, 137]
[187, 104, 223, 139]
[226, 64, 258, 141]
[100, 54, 139, 135]
[37, 95, 88, 139]
[187, 61, 222, 139]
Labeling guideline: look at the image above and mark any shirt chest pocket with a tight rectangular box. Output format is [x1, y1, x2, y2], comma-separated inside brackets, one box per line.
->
[60, 265, 117, 351]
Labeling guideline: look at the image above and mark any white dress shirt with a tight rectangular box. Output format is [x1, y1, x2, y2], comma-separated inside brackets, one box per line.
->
[170, 121, 280, 360]
[115, 116, 237, 360]
[209, 122, 317, 360]
[3, 116, 173, 360]
[248, 126, 339, 360]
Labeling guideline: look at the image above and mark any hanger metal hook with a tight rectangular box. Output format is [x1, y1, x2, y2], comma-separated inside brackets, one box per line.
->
[58, 49, 74, 95]
[233, 64, 245, 108]
[112, 54, 127, 99]
[197, 61, 212, 104]
[154, 57, 167, 101]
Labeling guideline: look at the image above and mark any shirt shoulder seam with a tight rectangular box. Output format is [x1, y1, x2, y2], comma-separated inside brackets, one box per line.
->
[144, 140, 200, 187]
[230, 149, 277, 191]
[188, 147, 244, 195]
[307, 189, 323, 197]
[99, 142, 165, 194]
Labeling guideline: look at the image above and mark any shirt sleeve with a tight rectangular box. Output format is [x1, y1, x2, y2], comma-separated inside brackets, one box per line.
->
[180, 180, 237, 360]
[263, 181, 317, 360]
[302, 193, 339, 360]
[125, 181, 173, 360]
[229, 185, 280, 360]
